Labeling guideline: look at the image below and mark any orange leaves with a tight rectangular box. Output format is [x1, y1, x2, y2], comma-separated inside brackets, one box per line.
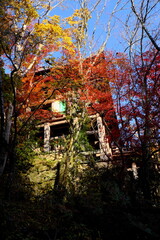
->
[17, 49, 131, 145]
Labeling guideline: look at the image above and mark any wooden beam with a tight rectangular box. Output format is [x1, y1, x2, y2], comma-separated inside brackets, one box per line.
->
[38, 119, 67, 128]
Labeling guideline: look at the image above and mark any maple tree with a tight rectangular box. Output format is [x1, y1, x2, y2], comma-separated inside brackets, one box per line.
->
[119, 0, 160, 200]
[28, 51, 130, 186]
[12, 0, 129, 187]
[17, 51, 121, 185]
[108, 49, 160, 199]
[128, 50, 159, 199]
[0, 0, 74, 176]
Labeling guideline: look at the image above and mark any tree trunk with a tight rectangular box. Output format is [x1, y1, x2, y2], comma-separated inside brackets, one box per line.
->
[0, 69, 6, 174]
[0, 70, 13, 175]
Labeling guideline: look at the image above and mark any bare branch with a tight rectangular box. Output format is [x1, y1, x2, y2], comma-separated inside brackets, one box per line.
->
[130, 0, 160, 51]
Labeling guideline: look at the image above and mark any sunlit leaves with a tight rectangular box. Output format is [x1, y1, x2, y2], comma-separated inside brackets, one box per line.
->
[113, 50, 160, 148]
[10, 0, 39, 21]
[65, 8, 91, 48]
[0, 0, 75, 73]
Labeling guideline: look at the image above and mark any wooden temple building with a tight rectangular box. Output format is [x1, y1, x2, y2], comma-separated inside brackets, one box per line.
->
[29, 53, 146, 169]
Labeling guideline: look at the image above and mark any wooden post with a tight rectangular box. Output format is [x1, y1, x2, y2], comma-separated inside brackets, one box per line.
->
[44, 123, 50, 152]
[96, 114, 112, 161]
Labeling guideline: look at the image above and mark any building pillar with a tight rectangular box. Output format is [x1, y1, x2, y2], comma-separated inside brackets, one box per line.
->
[44, 123, 50, 152]
[96, 114, 112, 161]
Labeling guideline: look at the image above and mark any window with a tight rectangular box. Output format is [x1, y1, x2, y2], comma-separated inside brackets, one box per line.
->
[51, 100, 66, 113]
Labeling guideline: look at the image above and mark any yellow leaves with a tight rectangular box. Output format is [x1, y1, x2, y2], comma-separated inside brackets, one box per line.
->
[49, 15, 61, 24]
[73, 8, 91, 20]
[35, 23, 62, 37]
[34, 15, 75, 53]
[65, 16, 80, 26]
[66, 8, 91, 26]
[11, 0, 39, 21]
[65, 8, 91, 48]
[34, 16, 63, 39]
[63, 36, 72, 45]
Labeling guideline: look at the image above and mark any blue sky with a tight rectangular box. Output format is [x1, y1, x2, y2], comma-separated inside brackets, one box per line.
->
[49, 0, 131, 54]
[3, 0, 159, 73]
[49, 0, 160, 56]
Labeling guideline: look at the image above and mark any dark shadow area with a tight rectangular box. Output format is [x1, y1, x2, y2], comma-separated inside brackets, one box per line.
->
[0, 165, 160, 240]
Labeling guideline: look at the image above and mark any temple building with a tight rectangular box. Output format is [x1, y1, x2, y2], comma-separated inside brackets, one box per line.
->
[27, 53, 124, 163]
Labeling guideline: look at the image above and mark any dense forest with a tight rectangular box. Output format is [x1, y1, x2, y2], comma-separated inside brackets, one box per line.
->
[0, 1, 160, 239]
